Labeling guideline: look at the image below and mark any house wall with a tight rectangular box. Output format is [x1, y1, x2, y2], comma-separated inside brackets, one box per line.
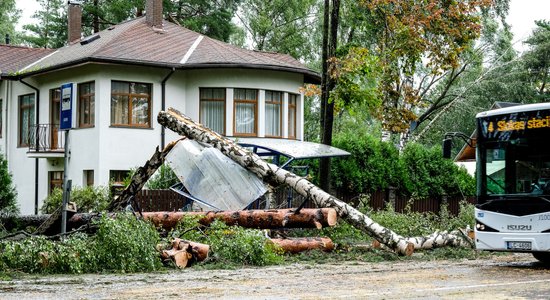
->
[4, 64, 306, 215]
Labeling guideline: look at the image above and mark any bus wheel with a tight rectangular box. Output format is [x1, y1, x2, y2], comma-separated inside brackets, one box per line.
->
[532, 252, 550, 264]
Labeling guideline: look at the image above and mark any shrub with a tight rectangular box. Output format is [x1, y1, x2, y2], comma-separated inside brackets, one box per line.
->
[93, 214, 162, 272]
[170, 217, 283, 266]
[146, 164, 179, 189]
[0, 153, 18, 215]
[400, 143, 475, 198]
[41, 185, 111, 214]
[332, 131, 403, 194]
[0, 214, 162, 274]
[331, 133, 475, 198]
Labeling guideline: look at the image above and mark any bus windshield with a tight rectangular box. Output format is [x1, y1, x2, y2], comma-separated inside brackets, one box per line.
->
[478, 109, 550, 197]
[483, 140, 550, 195]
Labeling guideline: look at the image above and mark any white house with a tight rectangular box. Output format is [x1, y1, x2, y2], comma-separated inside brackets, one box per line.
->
[0, 0, 320, 215]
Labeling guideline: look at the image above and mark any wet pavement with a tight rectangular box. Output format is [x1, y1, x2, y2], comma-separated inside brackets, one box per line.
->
[1, 253, 550, 299]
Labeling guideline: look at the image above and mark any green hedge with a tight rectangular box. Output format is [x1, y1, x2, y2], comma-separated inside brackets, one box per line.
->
[331, 133, 475, 198]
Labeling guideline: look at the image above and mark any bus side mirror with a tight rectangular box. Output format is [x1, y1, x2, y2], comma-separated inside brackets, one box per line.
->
[442, 138, 452, 159]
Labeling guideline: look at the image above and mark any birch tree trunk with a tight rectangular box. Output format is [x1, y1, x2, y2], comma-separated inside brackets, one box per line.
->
[158, 108, 416, 255]
[157, 108, 473, 255]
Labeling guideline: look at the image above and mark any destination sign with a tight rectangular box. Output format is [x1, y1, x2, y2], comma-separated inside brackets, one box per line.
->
[478, 109, 550, 141]
[488, 116, 550, 132]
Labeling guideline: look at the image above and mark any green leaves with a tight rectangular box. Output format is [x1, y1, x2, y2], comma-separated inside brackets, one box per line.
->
[331, 133, 475, 198]
[170, 217, 283, 266]
[40, 185, 111, 214]
[0, 214, 162, 274]
[0, 152, 18, 215]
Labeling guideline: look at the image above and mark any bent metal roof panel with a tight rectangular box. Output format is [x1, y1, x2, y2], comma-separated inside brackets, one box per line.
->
[12, 17, 319, 83]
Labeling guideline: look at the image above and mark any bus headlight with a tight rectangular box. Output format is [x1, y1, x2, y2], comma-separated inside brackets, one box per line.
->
[475, 221, 498, 232]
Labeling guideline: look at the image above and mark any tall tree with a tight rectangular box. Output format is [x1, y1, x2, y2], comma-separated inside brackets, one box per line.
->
[165, 0, 241, 42]
[522, 20, 550, 98]
[81, 0, 144, 35]
[22, 0, 67, 48]
[236, 0, 318, 61]
[0, 0, 21, 44]
[319, 0, 340, 191]
[327, 0, 501, 151]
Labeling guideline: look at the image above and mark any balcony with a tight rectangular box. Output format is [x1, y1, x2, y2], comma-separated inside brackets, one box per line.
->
[27, 124, 65, 158]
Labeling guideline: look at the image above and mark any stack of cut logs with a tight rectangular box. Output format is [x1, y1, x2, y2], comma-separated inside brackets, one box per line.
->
[154, 208, 338, 268]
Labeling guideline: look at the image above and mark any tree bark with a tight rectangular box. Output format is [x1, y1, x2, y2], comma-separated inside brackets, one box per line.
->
[319, 0, 338, 191]
[108, 140, 181, 212]
[157, 108, 473, 255]
[271, 237, 335, 253]
[4, 208, 337, 232]
[142, 208, 337, 230]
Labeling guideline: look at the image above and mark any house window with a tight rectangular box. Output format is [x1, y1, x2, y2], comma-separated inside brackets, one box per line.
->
[111, 81, 151, 127]
[200, 88, 225, 134]
[19, 94, 35, 147]
[84, 170, 94, 186]
[49, 171, 64, 194]
[234, 88, 258, 136]
[265, 90, 282, 137]
[110, 170, 129, 196]
[79, 81, 95, 127]
[288, 94, 297, 139]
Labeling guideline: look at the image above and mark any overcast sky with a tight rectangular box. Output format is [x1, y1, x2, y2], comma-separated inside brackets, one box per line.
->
[15, 0, 549, 52]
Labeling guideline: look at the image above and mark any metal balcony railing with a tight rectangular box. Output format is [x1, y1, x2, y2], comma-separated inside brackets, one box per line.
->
[29, 124, 65, 152]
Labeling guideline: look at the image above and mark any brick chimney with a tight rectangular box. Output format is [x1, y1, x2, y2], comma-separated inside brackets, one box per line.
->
[146, 0, 163, 28]
[68, 1, 82, 43]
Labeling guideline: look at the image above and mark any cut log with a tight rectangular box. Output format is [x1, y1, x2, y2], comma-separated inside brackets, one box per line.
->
[271, 237, 335, 253]
[159, 238, 209, 268]
[3, 208, 337, 233]
[108, 140, 181, 212]
[143, 208, 337, 230]
[158, 108, 473, 255]
[171, 238, 210, 262]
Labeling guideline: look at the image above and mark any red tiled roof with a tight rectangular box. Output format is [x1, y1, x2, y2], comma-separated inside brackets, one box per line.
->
[0, 45, 55, 76]
[7, 17, 319, 83]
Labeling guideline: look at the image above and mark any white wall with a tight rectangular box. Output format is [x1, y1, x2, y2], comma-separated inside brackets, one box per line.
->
[5, 64, 307, 214]
[182, 69, 305, 139]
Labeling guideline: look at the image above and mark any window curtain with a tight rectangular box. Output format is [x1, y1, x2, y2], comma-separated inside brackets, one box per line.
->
[20, 95, 35, 145]
[288, 106, 296, 138]
[235, 102, 255, 134]
[200, 88, 225, 133]
[265, 103, 280, 136]
[111, 95, 128, 124]
[201, 100, 224, 133]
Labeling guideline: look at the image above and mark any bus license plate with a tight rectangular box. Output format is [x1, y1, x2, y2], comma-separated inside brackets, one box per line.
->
[506, 241, 532, 250]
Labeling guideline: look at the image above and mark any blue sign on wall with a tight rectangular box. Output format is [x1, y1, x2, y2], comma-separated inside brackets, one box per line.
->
[60, 83, 73, 130]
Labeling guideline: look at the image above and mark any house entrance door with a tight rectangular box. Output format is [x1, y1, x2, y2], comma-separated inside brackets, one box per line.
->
[50, 89, 61, 150]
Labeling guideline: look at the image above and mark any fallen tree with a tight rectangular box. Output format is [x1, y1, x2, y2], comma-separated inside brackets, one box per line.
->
[144, 208, 337, 230]
[157, 108, 473, 255]
[2, 208, 337, 233]
[109, 140, 181, 212]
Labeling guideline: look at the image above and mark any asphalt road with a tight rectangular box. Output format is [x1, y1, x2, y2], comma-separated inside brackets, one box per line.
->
[1, 253, 550, 299]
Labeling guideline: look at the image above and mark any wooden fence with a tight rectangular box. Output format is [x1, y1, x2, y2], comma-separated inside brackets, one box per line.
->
[335, 189, 476, 216]
[134, 188, 475, 216]
[135, 189, 189, 212]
